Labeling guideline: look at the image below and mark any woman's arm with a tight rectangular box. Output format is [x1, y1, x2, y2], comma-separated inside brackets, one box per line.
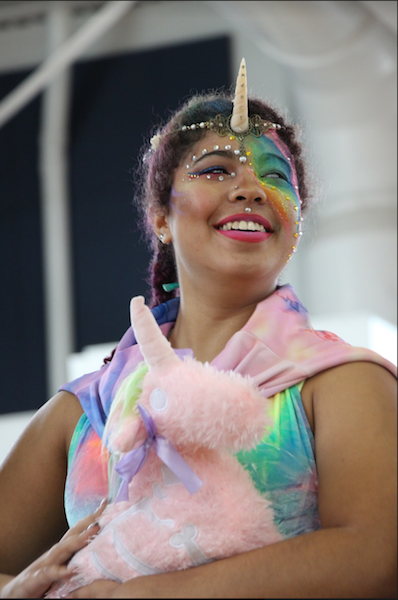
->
[68, 361, 397, 599]
[0, 390, 83, 576]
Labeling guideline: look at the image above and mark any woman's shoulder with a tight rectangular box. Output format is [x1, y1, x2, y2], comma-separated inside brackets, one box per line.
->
[305, 360, 396, 395]
[301, 360, 396, 432]
[22, 390, 84, 457]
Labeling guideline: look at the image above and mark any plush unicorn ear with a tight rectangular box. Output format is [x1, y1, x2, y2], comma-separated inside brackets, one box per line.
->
[130, 296, 181, 375]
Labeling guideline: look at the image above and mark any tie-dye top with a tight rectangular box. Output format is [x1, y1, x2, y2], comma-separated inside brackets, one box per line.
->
[62, 284, 396, 536]
[65, 380, 320, 539]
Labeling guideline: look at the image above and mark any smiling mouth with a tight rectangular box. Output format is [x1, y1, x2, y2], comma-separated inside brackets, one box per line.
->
[214, 214, 273, 233]
[217, 220, 269, 233]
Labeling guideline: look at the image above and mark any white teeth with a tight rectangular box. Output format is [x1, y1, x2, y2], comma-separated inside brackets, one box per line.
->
[219, 221, 267, 232]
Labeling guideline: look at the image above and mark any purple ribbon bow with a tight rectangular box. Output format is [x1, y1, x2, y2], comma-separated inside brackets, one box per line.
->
[114, 403, 203, 503]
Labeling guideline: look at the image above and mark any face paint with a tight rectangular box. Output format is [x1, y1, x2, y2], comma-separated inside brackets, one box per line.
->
[242, 134, 302, 246]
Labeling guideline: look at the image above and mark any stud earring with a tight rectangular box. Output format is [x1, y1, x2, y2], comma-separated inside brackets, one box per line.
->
[159, 234, 165, 243]
[234, 185, 238, 189]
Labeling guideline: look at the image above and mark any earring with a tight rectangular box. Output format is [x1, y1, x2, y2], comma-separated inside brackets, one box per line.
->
[159, 234, 165, 243]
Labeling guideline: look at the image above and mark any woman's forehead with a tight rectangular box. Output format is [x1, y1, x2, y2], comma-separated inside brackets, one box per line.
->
[182, 130, 290, 163]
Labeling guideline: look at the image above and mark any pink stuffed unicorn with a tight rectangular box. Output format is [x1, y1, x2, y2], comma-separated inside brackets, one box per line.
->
[47, 297, 281, 597]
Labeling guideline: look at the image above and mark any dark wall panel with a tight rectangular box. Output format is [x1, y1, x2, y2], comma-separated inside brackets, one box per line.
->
[0, 73, 46, 413]
[70, 36, 232, 350]
[0, 36, 231, 414]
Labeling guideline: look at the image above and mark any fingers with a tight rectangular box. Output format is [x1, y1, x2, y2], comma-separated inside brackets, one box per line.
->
[45, 526, 99, 567]
[61, 499, 107, 540]
[0, 502, 108, 599]
[2, 565, 72, 599]
[23, 565, 71, 596]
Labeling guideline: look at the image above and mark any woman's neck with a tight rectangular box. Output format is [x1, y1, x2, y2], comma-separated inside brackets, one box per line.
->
[168, 284, 276, 363]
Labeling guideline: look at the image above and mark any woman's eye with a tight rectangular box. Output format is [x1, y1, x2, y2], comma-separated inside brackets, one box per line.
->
[189, 165, 229, 177]
[262, 171, 287, 181]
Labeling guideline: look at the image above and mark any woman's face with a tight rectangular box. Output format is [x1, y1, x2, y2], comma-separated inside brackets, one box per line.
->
[155, 129, 302, 293]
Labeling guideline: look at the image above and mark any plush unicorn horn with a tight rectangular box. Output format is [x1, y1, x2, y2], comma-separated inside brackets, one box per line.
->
[230, 57, 249, 134]
[130, 296, 181, 376]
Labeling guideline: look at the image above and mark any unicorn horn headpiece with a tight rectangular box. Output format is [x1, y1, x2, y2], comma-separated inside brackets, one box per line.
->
[230, 57, 249, 134]
[149, 58, 282, 152]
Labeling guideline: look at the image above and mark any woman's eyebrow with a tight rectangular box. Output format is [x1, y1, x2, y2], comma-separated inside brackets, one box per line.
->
[191, 149, 235, 165]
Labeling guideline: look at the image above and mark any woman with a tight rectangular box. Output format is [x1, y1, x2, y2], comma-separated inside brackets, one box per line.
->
[0, 59, 396, 599]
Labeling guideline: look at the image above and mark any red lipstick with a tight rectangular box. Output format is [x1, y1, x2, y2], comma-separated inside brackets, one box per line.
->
[215, 213, 273, 231]
[214, 213, 273, 244]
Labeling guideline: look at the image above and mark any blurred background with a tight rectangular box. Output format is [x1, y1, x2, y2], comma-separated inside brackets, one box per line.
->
[0, 0, 396, 461]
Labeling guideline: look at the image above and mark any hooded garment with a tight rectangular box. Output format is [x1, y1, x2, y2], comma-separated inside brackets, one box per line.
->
[62, 284, 397, 537]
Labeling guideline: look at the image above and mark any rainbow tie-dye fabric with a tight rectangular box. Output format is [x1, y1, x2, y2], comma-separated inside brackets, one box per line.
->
[62, 284, 396, 534]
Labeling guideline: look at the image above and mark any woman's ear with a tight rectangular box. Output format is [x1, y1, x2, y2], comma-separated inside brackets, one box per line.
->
[149, 206, 172, 244]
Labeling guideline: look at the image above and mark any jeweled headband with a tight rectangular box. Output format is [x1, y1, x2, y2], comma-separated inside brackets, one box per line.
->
[150, 58, 283, 155]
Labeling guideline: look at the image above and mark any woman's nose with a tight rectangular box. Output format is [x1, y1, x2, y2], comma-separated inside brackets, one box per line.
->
[227, 172, 268, 205]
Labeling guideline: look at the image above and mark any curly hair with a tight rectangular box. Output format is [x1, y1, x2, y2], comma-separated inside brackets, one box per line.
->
[132, 90, 312, 308]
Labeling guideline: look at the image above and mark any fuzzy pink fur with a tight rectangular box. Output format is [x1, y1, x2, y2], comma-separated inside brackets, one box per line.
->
[46, 305, 282, 598]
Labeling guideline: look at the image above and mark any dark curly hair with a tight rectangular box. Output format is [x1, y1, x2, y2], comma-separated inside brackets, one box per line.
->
[132, 91, 311, 308]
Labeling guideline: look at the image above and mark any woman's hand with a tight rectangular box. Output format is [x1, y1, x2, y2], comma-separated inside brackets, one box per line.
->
[0, 500, 107, 599]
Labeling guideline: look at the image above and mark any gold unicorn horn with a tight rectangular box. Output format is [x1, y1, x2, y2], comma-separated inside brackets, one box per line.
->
[230, 58, 249, 134]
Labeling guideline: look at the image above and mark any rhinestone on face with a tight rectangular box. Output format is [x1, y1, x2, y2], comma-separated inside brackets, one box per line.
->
[234, 149, 240, 155]
[231, 172, 236, 177]
[192, 156, 197, 162]
[213, 145, 219, 150]
[225, 144, 231, 150]
[239, 156, 247, 163]
[219, 176, 224, 181]
[202, 149, 207, 155]
[206, 174, 211, 179]
[186, 164, 190, 169]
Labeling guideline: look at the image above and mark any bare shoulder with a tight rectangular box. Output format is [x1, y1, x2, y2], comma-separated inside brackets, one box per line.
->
[305, 359, 396, 398]
[0, 391, 83, 574]
[302, 361, 397, 591]
[301, 361, 396, 430]
[304, 360, 397, 527]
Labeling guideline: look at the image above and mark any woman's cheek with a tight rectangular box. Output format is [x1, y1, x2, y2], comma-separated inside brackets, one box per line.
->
[264, 186, 299, 231]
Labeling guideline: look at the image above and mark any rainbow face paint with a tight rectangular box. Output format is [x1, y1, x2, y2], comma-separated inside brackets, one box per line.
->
[242, 133, 301, 231]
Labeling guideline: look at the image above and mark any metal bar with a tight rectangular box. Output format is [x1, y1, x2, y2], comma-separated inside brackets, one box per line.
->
[0, 0, 137, 128]
[39, 1, 74, 397]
